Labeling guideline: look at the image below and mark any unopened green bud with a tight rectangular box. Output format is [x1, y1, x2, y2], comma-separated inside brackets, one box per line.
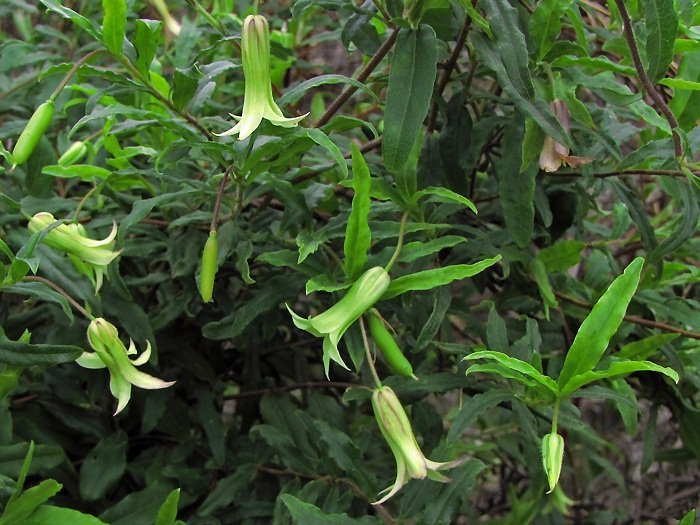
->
[58, 141, 88, 166]
[198, 230, 218, 303]
[11, 99, 55, 168]
[541, 432, 565, 493]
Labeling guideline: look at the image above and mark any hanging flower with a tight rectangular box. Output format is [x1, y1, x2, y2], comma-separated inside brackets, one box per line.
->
[287, 267, 390, 376]
[371, 386, 462, 504]
[28, 212, 120, 292]
[77, 318, 175, 415]
[216, 14, 307, 140]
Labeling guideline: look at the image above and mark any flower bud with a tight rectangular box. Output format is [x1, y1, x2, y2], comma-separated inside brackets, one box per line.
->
[198, 230, 218, 303]
[58, 141, 88, 166]
[541, 432, 565, 493]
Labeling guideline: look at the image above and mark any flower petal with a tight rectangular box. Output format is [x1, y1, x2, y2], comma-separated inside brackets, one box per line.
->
[75, 352, 107, 369]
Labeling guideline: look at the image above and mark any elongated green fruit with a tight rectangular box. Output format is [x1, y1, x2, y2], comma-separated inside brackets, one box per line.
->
[199, 230, 218, 303]
[368, 310, 417, 380]
[11, 99, 55, 167]
[58, 141, 88, 166]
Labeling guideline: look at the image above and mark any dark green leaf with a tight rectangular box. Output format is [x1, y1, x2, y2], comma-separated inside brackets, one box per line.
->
[280, 494, 377, 525]
[383, 25, 438, 173]
[0, 338, 82, 366]
[79, 430, 127, 501]
[642, 0, 678, 83]
[446, 391, 511, 445]
[135, 19, 162, 76]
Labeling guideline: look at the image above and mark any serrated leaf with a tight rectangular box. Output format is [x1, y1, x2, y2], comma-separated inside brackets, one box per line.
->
[557, 257, 645, 389]
[382, 255, 501, 299]
[383, 25, 438, 173]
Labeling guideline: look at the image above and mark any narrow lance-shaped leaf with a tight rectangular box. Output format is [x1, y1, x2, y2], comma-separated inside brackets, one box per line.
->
[382, 255, 501, 299]
[102, 0, 127, 56]
[642, 0, 678, 84]
[559, 358, 679, 398]
[383, 25, 438, 173]
[464, 350, 560, 396]
[557, 257, 645, 389]
[343, 146, 372, 279]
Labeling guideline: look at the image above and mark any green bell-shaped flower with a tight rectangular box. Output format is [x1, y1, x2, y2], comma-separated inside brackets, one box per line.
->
[77, 318, 175, 415]
[541, 431, 565, 493]
[28, 212, 120, 292]
[287, 266, 390, 376]
[371, 386, 461, 504]
[216, 14, 307, 140]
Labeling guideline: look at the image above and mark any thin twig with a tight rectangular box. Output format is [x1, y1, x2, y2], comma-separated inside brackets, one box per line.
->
[359, 316, 382, 388]
[223, 381, 360, 399]
[210, 165, 236, 231]
[50, 49, 107, 101]
[316, 30, 399, 127]
[23, 275, 93, 320]
[546, 169, 693, 178]
[427, 16, 471, 132]
[556, 292, 700, 340]
[612, 0, 682, 158]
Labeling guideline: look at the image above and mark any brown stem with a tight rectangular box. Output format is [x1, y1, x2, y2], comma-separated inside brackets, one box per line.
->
[210, 165, 235, 231]
[223, 381, 360, 399]
[556, 292, 700, 340]
[546, 169, 695, 178]
[258, 466, 397, 525]
[316, 30, 399, 127]
[427, 16, 471, 132]
[23, 275, 93, 320]
[612, 0, 682, 158]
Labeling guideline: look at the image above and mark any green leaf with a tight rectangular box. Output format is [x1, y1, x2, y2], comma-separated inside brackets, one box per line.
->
[530, 0, 569, 60]
[41, 164, 112, 181]
[134, 19, 162, 76]
[649, 181, 700, 267]
[155, 489, 180, 525]
[102, 0, 127, 55]
[0, 338, 82, 366]
[471, 33, 569, 146]
[382, 255, 501, 299]
[446, 390, 511, 445]
[343, 146, 372, 280]
[679, 509, 696, 525]
[198, 465, 257, 516]
[559, 358, 679, 397]
[414, 286, 451, 353]
[537, 240, 585, 272]
[294, 128, 348, 179]
[280, 494, 377, 525]
[383, 25, 438, 173]
[414, 186, 478, 214]
[610, 180, 658, 254]
[557, 257, 645, 389]
[0, 480, 62, 525]
[530, 259, 558, 317]
[0, 443, 65, 478]
[618, 333, 680, 360]
[660, 77, 700, 90]
[464, 350, 560, 395]
[642, 0, 678, 83]
[16, 506, 108, 525]
[79, 430, 127, 501]
[3, 282, 74, 323]
[480, 0, 534, 98]
[498, 113, 535, 247]
[398, 235, 468, 264]
[277, 74, 379, 107]
[171, 66, 201, 112]
[422, 460, 487, 525]
[38, 0, 100, 39]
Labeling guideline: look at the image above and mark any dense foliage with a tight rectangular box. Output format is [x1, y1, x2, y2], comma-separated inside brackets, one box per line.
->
[0, 0, 699, 524]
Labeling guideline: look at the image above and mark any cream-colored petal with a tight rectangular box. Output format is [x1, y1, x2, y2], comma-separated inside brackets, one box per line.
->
[130, 341, 152, 366]
[75, 352, 107, 369]
[110, 374, 132, 416]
